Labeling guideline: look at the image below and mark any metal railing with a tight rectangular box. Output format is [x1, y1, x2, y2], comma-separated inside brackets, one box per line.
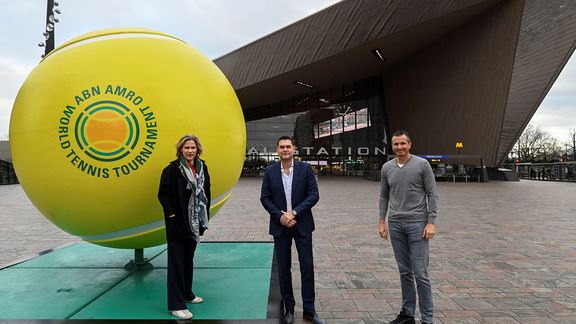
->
[502, 162, 576, 182]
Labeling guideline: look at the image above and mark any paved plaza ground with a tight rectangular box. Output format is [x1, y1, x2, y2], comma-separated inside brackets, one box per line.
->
[1, 178, 576, 323]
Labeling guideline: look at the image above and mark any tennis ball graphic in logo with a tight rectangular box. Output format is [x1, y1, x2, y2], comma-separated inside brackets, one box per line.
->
[78, 101, 140, 162]
[9, 28, 246, 249]
[76, 102, 138, 161]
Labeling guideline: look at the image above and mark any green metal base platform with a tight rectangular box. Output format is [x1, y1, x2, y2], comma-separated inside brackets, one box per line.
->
[0, 242, 280, 322]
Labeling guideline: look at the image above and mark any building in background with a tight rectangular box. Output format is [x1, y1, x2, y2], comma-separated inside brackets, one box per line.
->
[214, 0, 576, 180]
[0, 141, 17, 184]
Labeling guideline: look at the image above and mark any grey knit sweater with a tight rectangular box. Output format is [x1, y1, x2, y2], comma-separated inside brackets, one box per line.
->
[379, 155, 438, 224]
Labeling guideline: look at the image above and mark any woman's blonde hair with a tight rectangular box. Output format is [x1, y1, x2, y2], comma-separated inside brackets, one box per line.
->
[175, 134, 203, 158]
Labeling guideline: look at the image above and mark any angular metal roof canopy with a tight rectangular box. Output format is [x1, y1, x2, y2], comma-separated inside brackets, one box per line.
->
[215, 0, 503, 108]
[498, 0, 576, 165]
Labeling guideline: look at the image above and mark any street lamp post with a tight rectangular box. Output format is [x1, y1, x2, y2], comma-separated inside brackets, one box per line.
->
[511, 151, 518, 177]
[38, 0, 61, 57]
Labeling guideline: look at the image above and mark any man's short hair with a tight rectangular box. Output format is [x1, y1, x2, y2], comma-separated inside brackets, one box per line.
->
[391, 130, 411, 142]
[276, 135, 294, 147]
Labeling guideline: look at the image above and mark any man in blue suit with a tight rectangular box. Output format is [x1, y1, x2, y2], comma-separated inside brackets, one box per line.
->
[260, 135, 323, 324]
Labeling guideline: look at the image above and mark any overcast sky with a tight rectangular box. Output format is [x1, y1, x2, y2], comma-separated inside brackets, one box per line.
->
[1, 0, 574, 143]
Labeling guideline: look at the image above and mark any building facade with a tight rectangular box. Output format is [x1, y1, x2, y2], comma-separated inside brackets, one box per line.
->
[214, 0, 576, 179]
[0, 141, 17, 185]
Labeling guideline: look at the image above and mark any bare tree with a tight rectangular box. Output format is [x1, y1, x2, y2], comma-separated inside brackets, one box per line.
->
[570, 129, 576, 161]
[513, 124, 562, 162]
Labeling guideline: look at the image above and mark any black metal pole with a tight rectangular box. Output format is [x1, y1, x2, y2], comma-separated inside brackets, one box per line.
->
[44, 0, 55, 56]
[134, 248, 144, 266]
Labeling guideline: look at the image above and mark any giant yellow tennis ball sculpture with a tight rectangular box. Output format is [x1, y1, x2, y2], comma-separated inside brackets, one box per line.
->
[9, 28, 246, 249]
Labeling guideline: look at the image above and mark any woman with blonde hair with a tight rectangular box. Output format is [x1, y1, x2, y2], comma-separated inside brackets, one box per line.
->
[158, 134, 211, 320]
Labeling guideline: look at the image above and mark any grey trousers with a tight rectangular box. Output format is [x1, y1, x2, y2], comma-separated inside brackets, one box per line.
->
[389, 221, 433, 323]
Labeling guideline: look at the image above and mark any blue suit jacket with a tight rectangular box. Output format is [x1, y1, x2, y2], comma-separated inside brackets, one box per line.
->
[260, 160, 319, 237]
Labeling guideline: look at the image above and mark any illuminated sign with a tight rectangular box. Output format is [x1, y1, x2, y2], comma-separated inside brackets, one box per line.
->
[247, 146, 386, 156]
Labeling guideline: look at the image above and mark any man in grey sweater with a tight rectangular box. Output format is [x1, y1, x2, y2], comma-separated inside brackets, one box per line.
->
[379, 130, 438, 324]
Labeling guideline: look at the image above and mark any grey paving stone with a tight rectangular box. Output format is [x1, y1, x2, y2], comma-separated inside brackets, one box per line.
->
[481, 318, 521, 324]
[321, 299, 358, 312]
[478, 310, 519, 317]
[331, 311, 371, 319]
[453, 297, 501, 310]
[512, 318, 556, 324]
[438, 318, 482, 324]
[354, 299, 391, 312]
[363, 320, 388, 324]
[325, 320, 365, 324]
[483, 297, 532, 309]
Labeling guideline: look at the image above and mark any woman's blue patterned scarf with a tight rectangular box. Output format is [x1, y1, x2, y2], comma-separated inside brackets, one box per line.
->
[178, 156, 209, 242]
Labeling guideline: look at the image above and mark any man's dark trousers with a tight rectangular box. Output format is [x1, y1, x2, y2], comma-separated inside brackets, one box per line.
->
[274, 228, 315, 314]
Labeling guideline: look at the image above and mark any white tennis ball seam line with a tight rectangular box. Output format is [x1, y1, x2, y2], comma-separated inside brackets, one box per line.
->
[81, 190, 231, 242]
[46, 33, 183, 59]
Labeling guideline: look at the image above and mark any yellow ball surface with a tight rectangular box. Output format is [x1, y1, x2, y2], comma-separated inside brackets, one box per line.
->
[9, 28, 246, 249]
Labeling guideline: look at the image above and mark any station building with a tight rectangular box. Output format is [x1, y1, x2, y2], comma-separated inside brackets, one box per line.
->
[213, 0, 576, 179]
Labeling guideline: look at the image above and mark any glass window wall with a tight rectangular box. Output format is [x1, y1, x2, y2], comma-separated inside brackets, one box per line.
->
[243, 76, 389, 177]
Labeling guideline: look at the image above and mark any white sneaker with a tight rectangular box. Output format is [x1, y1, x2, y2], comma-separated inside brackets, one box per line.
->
[186, 296, 204, 304]
[171, 309, 193, 319]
